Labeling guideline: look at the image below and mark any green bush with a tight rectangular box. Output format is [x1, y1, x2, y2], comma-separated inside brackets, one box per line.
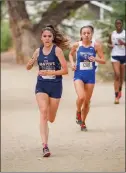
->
[63, 49, 70, 61]
[1, 21, 12, 52]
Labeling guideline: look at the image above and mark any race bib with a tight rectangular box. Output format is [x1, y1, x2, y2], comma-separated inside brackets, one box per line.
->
[80, 61, 93, 70]
[117, 44, 124, 49]
[41, 75, 56, 79]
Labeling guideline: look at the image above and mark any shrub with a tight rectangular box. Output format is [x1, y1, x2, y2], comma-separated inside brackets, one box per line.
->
[1, 21, 12, 52]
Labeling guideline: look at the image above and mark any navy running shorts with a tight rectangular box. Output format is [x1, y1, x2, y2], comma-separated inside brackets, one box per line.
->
[35, 80, 63, 98]
[112, 56, 126, 64]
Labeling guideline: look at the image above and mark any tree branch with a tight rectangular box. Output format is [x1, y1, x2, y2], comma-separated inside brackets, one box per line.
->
[34, 1, 89, 33]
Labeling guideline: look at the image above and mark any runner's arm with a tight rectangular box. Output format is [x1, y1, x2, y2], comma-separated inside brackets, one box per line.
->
[108, 34, 113, 48]
[53, 46, 68, 75]
[95, 41, 106, 64]
[69, 42, 78, 65]
[26, 48, 39, 70]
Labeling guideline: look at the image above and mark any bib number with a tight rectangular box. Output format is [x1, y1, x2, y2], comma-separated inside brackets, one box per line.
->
[41, 75, 56, 79]
[80, 61, 93, 70]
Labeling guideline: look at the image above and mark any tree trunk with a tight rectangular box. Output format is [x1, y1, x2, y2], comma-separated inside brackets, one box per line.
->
[9, 21, 40, 64]
[6, 0, 89, 64]
[6, 1, 40, 64]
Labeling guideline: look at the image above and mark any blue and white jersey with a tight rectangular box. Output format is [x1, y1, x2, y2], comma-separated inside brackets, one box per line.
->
[76, 41, 96, 72]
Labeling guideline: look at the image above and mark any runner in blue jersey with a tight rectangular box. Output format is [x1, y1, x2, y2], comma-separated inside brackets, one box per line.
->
[26, 25, 70, 157]
[69, 25, 105, 131]
[82, 26, 99, 72]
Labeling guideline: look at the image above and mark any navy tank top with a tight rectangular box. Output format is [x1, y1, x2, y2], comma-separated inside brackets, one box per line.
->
[37, 45, 62, 82]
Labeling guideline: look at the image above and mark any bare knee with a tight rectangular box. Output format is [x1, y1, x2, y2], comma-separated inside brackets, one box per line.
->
[40, 109, 48, 121]
[85, 102, 90, 108]
[78, 96, 85, 103]
[82, 101, 90, 112]
[82, 101, 90, 111]
[40, 115, 48, 122]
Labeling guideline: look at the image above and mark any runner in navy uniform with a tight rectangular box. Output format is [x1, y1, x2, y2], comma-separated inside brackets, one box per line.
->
[26, 25, 70, 157]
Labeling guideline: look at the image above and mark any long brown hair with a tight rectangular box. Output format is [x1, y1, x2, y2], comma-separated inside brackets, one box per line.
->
[41, 25, 70, 50]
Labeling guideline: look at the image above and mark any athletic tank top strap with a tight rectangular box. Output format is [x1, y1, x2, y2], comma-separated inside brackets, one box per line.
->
[91, 39, 95, 47]
[51, 44, 56, 54]
[76, 41, 82, 51]
[39, 45, 43, 56]
[79, 40, 95, 47]
[79, 41, 82, 46]
[40, 45, 55, 56]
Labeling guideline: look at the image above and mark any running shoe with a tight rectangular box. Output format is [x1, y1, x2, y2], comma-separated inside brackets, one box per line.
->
[81, 123, 87, 131]
[43, 146, 51, 157]
[118, 91, 122, 99]
[76, 111, 82, 124]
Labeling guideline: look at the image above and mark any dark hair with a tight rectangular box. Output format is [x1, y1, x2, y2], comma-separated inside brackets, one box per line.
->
[80, 25, 94, 34]
[80, 25, 94, 40]
[41, 24, 70, 50]
[115, 19, 123, 24]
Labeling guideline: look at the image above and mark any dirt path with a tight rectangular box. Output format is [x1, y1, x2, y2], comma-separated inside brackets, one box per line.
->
[1, 53, 125, 172]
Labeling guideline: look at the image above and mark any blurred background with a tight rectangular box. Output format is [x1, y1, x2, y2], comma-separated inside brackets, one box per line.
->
[1, 0, 126, 81]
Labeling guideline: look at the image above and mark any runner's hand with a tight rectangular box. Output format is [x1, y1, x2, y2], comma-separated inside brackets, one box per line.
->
[118, 39, 124, 45]
[38, 70, 54, 76]
[28, 59, 34, 66]
[71, 63, 76, 71]
[88, 56, 95, 62]
[38, 70, 48, 76]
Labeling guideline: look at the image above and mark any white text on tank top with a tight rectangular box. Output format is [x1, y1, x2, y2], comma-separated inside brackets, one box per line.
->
[39, 45, 56, 79]
[111, 30, 125, 56]
[39, 59, 56, 79]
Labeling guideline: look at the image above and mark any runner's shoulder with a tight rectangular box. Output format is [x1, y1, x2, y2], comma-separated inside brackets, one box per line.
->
[94, 40, 103, 48]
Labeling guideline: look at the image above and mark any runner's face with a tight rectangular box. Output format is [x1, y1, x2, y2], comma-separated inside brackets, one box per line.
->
[115, 20, 123, 30]
[81, 28, 93, 41]
[41, 30, 54, 47]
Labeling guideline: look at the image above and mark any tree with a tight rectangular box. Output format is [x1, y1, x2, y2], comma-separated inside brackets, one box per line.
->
[6, 0, 89, 64]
